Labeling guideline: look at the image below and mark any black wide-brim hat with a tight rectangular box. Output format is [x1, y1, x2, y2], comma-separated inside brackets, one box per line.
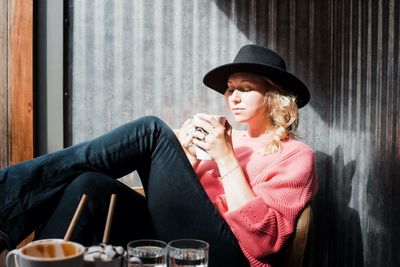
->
[203, 44, 310, 108]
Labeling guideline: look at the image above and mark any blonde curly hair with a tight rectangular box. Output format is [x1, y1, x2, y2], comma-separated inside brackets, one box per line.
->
[263, 78, 299, 154]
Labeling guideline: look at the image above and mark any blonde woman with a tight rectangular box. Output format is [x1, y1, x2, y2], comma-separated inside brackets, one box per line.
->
[0, 45, 317, 267]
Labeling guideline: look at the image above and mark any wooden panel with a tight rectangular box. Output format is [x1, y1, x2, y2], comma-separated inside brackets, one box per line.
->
[8, 0, 33, 164]
[0, 0, 8, 167]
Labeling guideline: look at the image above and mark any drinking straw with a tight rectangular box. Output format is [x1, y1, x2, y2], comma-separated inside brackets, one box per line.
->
[64, 194, 88, 241]
[102, 194, 117, 244]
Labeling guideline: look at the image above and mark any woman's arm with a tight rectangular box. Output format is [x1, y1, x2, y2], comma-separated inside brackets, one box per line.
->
[214, 153, 256, 211]
[191, 114, 256, 210]
[221, 148, 317, 259]
[193, 114, 317, 259]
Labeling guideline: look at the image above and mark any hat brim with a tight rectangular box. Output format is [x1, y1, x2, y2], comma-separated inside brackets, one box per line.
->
[203, 63, 310, 108]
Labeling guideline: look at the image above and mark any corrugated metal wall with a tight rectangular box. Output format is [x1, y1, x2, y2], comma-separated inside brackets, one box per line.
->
[68, 0, 399, 266]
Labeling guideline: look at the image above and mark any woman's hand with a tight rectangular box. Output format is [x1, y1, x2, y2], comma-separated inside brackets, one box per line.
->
[192, 113, 256, 210]
[177, 119, 198, 166]
[191, 113, 234, 164]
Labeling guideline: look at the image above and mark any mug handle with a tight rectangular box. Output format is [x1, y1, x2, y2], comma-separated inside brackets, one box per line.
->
[128, 256, 143, 267]
[5, 249, 20, 267]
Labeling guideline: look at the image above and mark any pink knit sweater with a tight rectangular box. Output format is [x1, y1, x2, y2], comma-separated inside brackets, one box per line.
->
[196, 133, 318, 267]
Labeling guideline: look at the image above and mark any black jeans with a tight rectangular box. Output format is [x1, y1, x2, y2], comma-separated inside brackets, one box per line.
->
[0, 116, 249, 267]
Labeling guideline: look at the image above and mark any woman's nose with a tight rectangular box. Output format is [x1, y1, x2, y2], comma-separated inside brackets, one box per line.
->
[231, 90, 241, 102]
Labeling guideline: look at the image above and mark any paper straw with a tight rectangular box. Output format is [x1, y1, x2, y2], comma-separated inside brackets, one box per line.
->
[102, 194, 117, 244]
[64, 194, 88, 241]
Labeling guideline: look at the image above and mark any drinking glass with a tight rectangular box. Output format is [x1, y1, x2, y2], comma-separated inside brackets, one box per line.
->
[168, 239, 209, 267]
[127, 239, 167, 267]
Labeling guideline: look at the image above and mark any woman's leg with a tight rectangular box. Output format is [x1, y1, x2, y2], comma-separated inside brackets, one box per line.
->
[34, 171, 154, 246]
[129, 123, 249, 266]
[0, 116, 248, 266]
[0, 116, 170, 247]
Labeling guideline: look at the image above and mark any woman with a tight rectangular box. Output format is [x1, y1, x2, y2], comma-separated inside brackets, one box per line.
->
[0, 45, 317, 266]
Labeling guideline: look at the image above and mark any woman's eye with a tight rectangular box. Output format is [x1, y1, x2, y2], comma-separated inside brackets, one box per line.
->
[226, 88, 252, 93]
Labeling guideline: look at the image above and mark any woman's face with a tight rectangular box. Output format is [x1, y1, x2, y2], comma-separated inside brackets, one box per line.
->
[225, 72, 268, 125]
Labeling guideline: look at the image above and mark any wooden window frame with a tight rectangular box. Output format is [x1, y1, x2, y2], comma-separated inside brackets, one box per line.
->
[0, 0, 34, 167]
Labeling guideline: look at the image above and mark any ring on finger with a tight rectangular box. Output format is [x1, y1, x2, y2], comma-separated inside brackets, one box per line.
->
[202, 132, 209, 141]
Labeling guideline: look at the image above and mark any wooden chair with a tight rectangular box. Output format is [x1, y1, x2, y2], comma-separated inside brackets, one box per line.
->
[271, 205, 313, 267]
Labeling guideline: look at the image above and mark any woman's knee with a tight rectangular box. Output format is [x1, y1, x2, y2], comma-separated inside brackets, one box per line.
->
[137, 115, 165, 127]
[67, 172, 117, 196]
[64, 172, 125, 220]
[134, 116, 173, 136]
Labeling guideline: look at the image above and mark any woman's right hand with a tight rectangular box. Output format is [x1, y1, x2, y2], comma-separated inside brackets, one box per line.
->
[177, 119, 198, 166]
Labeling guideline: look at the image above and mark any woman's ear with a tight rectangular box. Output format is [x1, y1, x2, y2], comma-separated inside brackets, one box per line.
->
[225, 120, 232, 135]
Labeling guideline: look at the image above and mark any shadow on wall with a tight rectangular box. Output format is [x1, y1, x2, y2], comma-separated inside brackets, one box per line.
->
[212, 0, 332, 122]
[311, 147, 364, 266]
[365, 143, 400, 266]
[211, 0, 399, 266]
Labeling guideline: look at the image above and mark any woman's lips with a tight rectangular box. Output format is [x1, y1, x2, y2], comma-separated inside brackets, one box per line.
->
[231, 108, 244, 114]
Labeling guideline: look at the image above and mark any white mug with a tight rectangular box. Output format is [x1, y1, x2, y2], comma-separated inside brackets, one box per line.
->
[194, 115, 227, 160]
[6, 238, 85, 267]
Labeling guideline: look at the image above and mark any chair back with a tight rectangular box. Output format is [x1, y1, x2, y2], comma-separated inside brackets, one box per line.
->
[271, 205, 313, 267]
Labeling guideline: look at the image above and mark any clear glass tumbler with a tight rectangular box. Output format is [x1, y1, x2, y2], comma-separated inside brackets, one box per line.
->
[168, 239, 209, 267]
[127, 239, 167, 267]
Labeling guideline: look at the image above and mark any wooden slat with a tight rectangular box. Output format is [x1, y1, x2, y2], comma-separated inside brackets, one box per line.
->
[132, 186, 145, 197]
[1, 1, 34, 262]
[8, 0, 33, 164]
[0, 0, 8, 167]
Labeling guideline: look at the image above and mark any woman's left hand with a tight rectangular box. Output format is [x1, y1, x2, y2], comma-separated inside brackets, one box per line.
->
[191, 113, 234, 163]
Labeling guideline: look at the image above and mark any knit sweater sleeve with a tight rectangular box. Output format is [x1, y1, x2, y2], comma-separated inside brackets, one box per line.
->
[221, 146, 317, 260]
